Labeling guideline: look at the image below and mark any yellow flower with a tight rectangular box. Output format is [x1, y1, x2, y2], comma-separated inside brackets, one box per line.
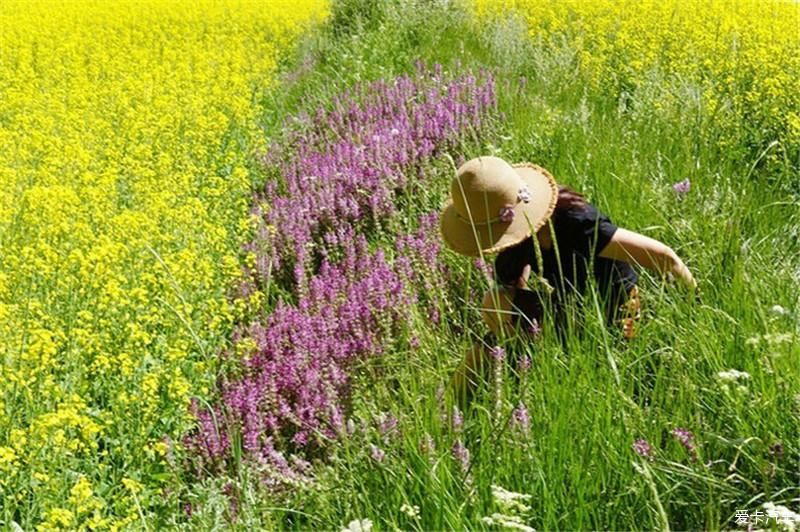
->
[0, 446, 18, 467]
[474, 0, 800, 154]
[0, 1, 329, 522]
[121, 477, 143, 495]
[38, 508, 75, 530]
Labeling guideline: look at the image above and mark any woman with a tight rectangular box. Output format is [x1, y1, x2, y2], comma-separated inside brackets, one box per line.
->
[440, 156, 697, 402]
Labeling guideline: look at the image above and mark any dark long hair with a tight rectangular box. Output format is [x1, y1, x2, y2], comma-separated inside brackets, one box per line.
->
[555, 185, 587, 212]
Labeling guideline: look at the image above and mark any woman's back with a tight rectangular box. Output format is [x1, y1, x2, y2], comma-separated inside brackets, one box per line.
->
[494, 199, 638, 327]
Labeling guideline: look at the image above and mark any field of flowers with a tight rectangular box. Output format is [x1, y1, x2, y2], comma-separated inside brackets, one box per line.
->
[0, 0, 326, 528]
[2, 0, 799, 529]
[474, 0, 800, 172]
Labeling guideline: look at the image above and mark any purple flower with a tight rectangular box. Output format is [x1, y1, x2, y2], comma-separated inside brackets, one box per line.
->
[378, 414, 399, 441]
[511, 402, 530, 433]
[498, 204, 516, 223]
[451, 439, 470, 473]
[489, 346, 506, 361]
[183, 65, 499, 486]
[254, 66, 496, 285]
[517, 186, 532, 203]
[474, 258, 494, 280]
[671, 427, 698, 461]
[672, 178, 691, 195]
[451, 406, 464, 432]
[524, 318, 541, 337]
[632, 438, 654, 461]
[517, 355, 531, 374]
[419, 433, 435, 455]
[370, 444, 386, 463]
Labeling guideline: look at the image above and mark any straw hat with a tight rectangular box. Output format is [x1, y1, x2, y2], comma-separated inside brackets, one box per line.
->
[440, 156, 558, 257]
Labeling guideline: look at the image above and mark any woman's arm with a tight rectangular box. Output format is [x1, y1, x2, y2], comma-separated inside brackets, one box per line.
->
[598, 228, 697, 288]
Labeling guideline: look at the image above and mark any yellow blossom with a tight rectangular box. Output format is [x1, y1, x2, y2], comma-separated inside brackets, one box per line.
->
[0, 0, 328, 525]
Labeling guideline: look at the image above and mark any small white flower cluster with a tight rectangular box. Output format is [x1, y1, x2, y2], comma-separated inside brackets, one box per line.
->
[768, 304, 789, 317]
[763, 502, 800, 531]
[491, 485, 533, 513]
[716, 369, 751, 382]
[400, 503, 420, 519]
[746, 332, 796, 347]
[342, 519, 372, 532]
[716, 368, 751, 396]
[481, 485, 535, 531]
[481, 513, 536, 531]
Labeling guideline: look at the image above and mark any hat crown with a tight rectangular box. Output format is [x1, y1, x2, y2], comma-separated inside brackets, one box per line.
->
[451, 156, 522, 222]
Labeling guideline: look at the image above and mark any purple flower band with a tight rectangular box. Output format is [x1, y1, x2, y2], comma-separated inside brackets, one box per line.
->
[498, 204, 516, 223]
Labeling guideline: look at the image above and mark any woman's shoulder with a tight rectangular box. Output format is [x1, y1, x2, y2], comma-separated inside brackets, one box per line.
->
[552, 199, 618, 255]
[553, 199, 607, 226]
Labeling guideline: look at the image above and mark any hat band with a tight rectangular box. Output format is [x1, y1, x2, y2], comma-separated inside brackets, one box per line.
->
[454, 211, 508, 226]
[453, 185, 532, 226]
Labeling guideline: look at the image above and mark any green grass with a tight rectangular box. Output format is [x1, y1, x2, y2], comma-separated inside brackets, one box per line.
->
[181, 0, 800, 529]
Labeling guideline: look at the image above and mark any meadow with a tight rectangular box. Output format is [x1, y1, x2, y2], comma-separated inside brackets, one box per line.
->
[1, 0, 799, 529]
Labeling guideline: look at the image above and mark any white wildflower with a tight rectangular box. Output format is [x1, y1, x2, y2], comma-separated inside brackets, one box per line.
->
[491, 485, 533, 513]
[716, 369, 751, 382]
[400, 503, 420, 519]
[769, 304, 788, 316]
[745, 333, 795, 347]
[482, 513, 536, 531]
[342, 519, 373, 532]
[767, 333, 795, 345]
[763, 502, 800, 531]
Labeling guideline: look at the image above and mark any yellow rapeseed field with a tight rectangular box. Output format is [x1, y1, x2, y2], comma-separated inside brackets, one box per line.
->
[0, 0, 327, 527]
[474, 0, 800, 157]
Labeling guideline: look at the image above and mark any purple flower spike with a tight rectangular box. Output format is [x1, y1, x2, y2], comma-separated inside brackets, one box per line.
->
[517, 186, 532, 203]
[524, 318, 541, 337]
[489, 346, 506, 361]
[517, 355, 531, 374]
[671, 427, 698, 461]
[451, 439, 470, 473]
[498, 204, 516, 223]
[183, 64, 499, 487]
[511, 402, 530, 433]
[672, 178, 691, 195]
[370, 444, 386, 463]
[633, 438, 654, 461]
[474, 258, 494, 280]
[451, 406, 464, 432]
[419, 433, 435, 455]
[378, 414, 399, 441]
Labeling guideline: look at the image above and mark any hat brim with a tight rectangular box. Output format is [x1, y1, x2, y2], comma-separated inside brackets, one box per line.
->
[440, 163, 558, 257]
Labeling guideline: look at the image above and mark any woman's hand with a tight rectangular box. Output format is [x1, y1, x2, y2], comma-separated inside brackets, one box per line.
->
[598, 228, 697, 289]
[516, 264, 532, 289]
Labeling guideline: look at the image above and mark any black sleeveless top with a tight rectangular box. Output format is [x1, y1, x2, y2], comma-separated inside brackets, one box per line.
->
[494, 201, 638, 330]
